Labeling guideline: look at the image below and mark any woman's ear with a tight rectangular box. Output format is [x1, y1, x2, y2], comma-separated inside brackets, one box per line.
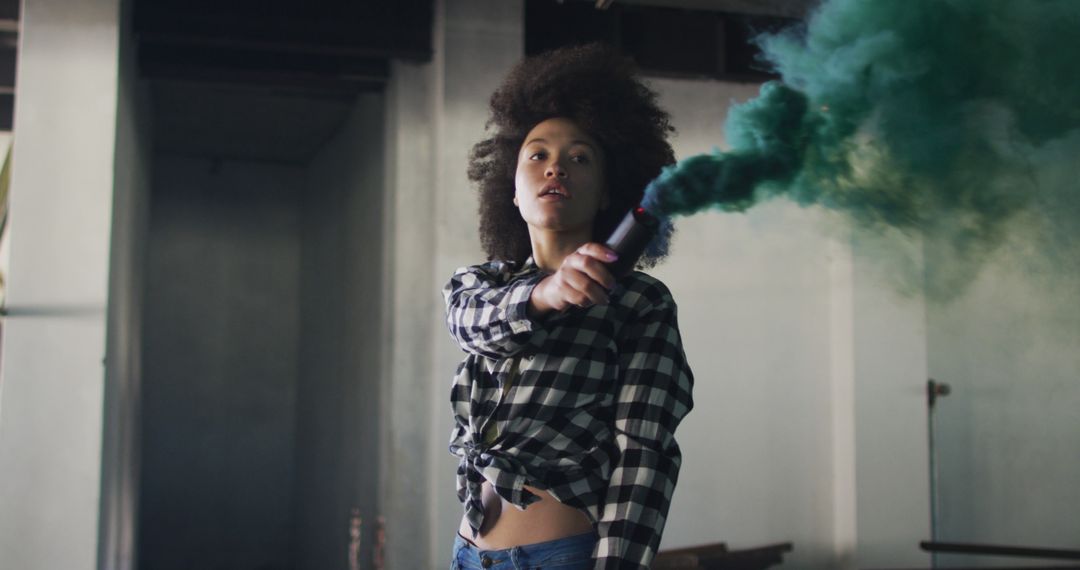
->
[513, 196, 519, 207]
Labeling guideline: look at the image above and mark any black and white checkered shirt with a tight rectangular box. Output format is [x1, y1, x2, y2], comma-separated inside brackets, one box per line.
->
[444, 257, 694, 570]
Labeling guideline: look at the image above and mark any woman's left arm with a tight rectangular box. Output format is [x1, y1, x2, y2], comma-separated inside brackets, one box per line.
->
[594, 282, 695, 570]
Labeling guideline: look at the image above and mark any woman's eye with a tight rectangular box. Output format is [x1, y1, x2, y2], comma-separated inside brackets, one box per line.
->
[571, 154, 590, 164]
[529, 151, 546, 160]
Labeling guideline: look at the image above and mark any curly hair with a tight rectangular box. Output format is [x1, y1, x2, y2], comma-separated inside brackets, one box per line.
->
[468, 43, 676, 268]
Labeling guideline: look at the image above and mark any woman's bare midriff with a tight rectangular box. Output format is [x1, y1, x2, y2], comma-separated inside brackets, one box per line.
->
[458, 481, 593, 550]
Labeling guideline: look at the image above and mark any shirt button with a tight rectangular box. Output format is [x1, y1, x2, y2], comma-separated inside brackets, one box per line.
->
[481, 555, 494, 568]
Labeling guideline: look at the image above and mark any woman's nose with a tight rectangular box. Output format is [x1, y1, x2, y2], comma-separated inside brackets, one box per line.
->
[545, 162, 568, 178]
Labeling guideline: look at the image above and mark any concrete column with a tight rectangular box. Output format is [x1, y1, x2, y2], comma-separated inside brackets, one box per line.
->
[428, 1, 525, 565]
[0, 0, 123, 568]
[381, 57, 438, 569]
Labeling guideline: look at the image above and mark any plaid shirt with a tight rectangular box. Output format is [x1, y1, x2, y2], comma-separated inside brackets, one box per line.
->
[443, 257, 694, 570]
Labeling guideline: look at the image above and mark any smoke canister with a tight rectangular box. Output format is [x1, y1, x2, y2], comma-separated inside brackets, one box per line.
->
[604, 206, 659, 276]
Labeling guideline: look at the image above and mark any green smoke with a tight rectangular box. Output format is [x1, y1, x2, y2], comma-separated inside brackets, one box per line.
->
[643, 0, 1080, 295]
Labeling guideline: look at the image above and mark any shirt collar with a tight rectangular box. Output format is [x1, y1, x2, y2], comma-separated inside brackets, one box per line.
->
[513, 256, 542, 278]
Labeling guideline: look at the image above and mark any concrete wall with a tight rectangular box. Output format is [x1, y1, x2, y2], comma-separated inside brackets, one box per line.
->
[0, 0, 121, 568]
[850, 237, 930, 568]
[139, 156, 303, 570]
[294, 91, 387, 570]
[928, 251, 1080, 566]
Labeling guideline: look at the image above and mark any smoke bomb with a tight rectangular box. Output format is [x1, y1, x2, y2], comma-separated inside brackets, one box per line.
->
[604, 207, 659, 276]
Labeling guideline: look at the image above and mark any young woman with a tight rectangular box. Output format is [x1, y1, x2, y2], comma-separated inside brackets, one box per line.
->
[443, 44, 694, 570]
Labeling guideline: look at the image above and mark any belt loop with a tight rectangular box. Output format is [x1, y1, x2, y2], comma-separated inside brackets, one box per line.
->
[509, 546, 524, 568]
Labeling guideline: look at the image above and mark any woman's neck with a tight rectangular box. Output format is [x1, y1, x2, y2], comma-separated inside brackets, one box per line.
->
[530, 228, 591, 272]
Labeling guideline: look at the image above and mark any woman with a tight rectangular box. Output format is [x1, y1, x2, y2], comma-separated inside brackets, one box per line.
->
[444, 44, 694, 570]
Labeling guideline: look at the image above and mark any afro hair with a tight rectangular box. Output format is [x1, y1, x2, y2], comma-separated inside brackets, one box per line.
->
[467, 42, 676, 268]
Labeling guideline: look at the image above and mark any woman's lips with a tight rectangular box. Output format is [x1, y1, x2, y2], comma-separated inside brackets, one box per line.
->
[539, 183, 570, 200]
[539, 192, 569, 201]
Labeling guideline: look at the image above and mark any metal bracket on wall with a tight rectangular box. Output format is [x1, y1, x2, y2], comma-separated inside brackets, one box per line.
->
[927, 378, 951, 409]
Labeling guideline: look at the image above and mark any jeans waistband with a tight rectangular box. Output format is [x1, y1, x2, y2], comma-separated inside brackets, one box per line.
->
[455, 530, 597, 552]
[452, 531, 597, 569]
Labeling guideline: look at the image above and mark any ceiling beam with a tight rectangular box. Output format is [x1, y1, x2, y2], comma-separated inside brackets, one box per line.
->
[598, 0, 816, 19]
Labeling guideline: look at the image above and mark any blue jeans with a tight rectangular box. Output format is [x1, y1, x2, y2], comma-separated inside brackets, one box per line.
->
[451, 531, 598, 570]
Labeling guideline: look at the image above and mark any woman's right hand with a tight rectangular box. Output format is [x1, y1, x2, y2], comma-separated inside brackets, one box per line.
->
[529, 243, 618, 317]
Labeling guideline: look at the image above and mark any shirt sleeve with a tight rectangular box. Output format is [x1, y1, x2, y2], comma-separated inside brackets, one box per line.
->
[442, 261, 546, 360]
[594, 284, 695, 569]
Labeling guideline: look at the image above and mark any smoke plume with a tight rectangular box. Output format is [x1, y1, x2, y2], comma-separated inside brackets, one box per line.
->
[643, 0, 1080, 297]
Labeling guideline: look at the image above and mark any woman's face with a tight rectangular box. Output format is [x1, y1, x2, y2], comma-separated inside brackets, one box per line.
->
[513, 117, 608, 237]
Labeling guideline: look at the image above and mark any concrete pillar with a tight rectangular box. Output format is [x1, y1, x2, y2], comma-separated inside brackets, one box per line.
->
[0, 0, 124, 568]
